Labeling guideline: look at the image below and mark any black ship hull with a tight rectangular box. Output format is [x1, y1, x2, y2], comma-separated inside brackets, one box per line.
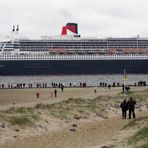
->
[0, 59, 148, 75]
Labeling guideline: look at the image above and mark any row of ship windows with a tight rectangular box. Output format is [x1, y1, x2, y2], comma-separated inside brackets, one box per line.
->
[2, 54, 148, 57]
[19, 41, 148, 43]
[19, 40, 148, 44]
[4, 41, 148, 46]
[17, 42, 148, 45]
[18, 46, 148, 50]
[18, 44, 148, 47]
[1, 53, 148, 56]
[0, 57, 148, 60]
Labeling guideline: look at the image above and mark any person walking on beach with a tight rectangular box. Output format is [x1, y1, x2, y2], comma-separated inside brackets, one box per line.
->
[61, 84, 64, 92]
[54, 89, 57, 97]
[120, 99, 128, 119]
[127, 97, 136, 119]
[94, 86, 97, 93]
[36, 92, 40, 98]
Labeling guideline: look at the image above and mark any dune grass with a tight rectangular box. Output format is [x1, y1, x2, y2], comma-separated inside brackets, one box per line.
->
[3, 107, 34, 114]
[0, 87, 147, 125]
[127, 126, 148, 147]
[0, 96, 114, 125]
[35, 97, 109, 119]
[8, 114, 39, 126]
[34, 88, 147, 120]
[127, 89, 148, 102]
[123, 116, 148, 129]
[0, 107, 40, 126]
[122, 114, 148, 147]
[135, 143, 148, 148]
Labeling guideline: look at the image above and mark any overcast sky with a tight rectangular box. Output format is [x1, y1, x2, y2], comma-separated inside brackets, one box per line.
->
[0, 0, 148, 38]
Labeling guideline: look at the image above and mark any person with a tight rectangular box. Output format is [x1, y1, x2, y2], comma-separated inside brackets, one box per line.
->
[108, 84, 111, 90]
[36, 92, 40, 98]
[54, 89, 57, 97]
[120, 99, 128, 119]
[127, 97, 136, 119]
[94, 86, 97, 93]
[61, 84, 64, 92]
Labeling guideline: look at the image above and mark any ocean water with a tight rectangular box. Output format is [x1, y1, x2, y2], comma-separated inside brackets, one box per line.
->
[0, 74, 148, 88]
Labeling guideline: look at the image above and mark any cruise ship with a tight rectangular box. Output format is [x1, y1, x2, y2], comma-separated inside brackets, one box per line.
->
[0, 23, 148, 75]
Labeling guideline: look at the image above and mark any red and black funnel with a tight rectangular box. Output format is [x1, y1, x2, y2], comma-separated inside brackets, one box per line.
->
[61, 23, 78, 35]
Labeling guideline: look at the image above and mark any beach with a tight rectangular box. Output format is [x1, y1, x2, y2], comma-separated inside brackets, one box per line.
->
[0, 87, 147, 148]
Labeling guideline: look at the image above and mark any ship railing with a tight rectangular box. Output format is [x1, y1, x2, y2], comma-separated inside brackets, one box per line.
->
[1, 51, 148, 60]
[1, 50, 148, 56]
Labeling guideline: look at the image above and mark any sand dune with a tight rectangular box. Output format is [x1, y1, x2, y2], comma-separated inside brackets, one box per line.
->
[0, 87, 147, 148]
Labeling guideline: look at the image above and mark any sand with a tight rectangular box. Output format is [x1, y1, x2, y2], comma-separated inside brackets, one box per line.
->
[0, 86, 147, 148]
[0, 87, 122, 110]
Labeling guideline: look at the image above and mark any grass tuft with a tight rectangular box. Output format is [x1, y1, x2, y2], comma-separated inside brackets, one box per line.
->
[135, 143, 148, 148]
[127, 126, 148, 146]
[0, 107, 40, 126]
[123, 116, 148, 129]
[35, 97, 108, 119]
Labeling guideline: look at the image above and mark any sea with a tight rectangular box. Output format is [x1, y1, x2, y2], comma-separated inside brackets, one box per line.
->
[0, 74, 148, 88]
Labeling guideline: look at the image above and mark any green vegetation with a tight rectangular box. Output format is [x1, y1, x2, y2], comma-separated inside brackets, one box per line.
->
[122, 115, 148, 147]
[35, 97, 108, 119]
[117, 88, 148, 148]
[3, 107, 34, 114]
[127, 89, 148, 102]
[0, 107, 39, 126]
[0, 87, 148, 126]
[123, 116, 148, 129]
[135, 143, 148, 148]
[127, 126, 148, 146]
[8, 114, 39, 126]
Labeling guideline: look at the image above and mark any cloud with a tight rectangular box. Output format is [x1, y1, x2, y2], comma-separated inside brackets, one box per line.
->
[0, 0, 148, 38]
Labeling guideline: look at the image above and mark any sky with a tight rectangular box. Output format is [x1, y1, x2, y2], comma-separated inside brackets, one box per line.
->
[0, 0, 148, 39]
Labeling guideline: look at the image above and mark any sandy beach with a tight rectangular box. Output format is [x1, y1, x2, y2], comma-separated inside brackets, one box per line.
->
[0, 86, 147, 148]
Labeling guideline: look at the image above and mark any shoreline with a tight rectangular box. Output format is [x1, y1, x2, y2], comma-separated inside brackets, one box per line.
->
[0, 84, 147, 89]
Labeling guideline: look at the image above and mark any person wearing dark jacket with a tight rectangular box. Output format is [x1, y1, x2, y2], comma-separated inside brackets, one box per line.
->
[54, 89, 57, 97]
[127, 97, 136, 119]
[120, 99, 128, 119]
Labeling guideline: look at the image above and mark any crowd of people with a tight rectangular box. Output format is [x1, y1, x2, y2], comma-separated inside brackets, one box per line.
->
[0, 80, 147, 89]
